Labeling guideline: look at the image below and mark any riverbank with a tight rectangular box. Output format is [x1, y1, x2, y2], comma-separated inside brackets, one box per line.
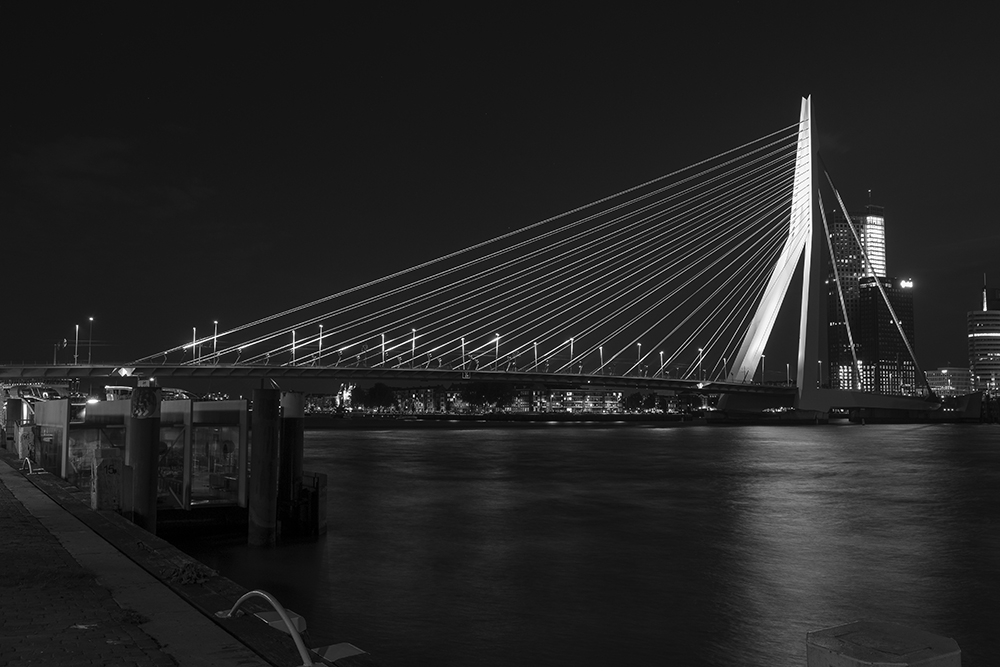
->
[305, 412, 697, 428]
[0, 448, 374, 666]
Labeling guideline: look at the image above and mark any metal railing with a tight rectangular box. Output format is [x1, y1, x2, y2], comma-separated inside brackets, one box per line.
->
[215, 589, 313, 666]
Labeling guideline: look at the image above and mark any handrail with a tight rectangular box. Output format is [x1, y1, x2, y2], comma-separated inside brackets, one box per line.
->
[20, 458, 42, 474]
[215, 589, 313, 666]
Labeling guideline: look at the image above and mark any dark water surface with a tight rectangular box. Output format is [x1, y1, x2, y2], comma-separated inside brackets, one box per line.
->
[181, 424, 1000, 666]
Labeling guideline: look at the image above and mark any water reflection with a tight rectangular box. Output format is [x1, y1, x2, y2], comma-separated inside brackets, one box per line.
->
[179, 424, 1000, 666]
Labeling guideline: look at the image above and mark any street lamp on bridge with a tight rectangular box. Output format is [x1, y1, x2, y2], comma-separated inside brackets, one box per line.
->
[318, 324, 323, 365]
[213, 320, 218, 363]
[659, 350, 664, 377]
[698, 347, 703, 381]
[192, 327, 197, 363]
[412, 329, 417, 368]
[494, 334, 500, 370]
[599, 346, 603, 372]
[74, 324, 79, 365]
[88, 317, 94, 365]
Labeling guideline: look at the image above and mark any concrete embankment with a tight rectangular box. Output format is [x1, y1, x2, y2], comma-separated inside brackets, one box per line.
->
[0, 448, 376, 666]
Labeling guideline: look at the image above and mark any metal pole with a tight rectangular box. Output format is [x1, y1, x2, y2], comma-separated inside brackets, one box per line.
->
[412, 329, 417, 368]
[74, 324, 79, 365]
[213, 320, 218, 362]
[698, 347, 703, 381]
[292, 330, 296, 364]
[381, 333, 386, 366]
[88, 317, 94, 364]
[192, 327, 197, 363]
[318, 325, 323, 365]
[494, 334, 500, 370]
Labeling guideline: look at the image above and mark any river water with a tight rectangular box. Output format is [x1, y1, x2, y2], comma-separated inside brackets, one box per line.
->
[180, 423, 1000, 666]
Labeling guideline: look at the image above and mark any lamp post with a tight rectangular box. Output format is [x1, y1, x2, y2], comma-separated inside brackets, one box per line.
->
[786, 362, 790, 385]
[381, 333, 386, 366]
[318, 324, 323, 365]
[761, 353, 766, 384]
[88, 317, 94, 364]
[817, 359, 822, 389]
[659, 351, 664, 377]
[213, 320, 218, 363]
[722, 356, 727, 381]
[599, 346, 603, 372]
[637, 342, 641, 374]
[292, 330, 297, 364]
[533, 341, 538, 370]
[192, 327, 197, 363]
[461, 337, 467, 369]
[494, 334, 500, 370]
[74, 324, 79, 365]
[569, 337, 574, 364]
[698, 347, 703, 381]
[412, 329, 417, 368]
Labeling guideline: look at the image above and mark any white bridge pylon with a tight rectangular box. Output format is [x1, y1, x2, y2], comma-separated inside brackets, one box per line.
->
[727, 96, 817, 404]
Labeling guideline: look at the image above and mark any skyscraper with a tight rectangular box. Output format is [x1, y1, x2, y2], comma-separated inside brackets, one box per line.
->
[968, 276, 1000, 395]
[825, 203, 916, 394]
[857, 275, 916, 394]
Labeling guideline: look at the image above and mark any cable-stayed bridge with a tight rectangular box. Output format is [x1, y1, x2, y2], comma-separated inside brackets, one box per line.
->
[3, 97, 936, 416]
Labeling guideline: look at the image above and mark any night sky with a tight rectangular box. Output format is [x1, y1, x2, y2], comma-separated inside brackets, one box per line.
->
[3, 9, 996, 372]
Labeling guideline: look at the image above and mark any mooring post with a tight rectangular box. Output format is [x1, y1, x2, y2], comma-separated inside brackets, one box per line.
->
[127, 386, 161, 534]
[807, 620, 960, 666]
[278, 391, 305, 536]
[249, 387, 281, 547]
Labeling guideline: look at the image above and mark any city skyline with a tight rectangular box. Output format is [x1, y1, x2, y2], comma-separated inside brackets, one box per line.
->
[1, 9, 996, 372]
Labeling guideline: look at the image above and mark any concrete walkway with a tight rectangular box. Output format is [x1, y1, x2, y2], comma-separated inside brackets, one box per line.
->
[0, 456, 272, 667]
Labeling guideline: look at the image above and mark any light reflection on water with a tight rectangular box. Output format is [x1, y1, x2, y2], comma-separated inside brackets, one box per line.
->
[179, 424, 1000, 666]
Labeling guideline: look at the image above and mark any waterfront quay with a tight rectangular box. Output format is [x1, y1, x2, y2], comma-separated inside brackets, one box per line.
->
[0, 448, 370, 667]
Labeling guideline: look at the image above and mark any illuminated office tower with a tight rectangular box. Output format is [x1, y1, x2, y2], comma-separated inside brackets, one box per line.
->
[856, 275, 916, 395]
[968, 277, 1000, 395]
[826, 204, 889, 389]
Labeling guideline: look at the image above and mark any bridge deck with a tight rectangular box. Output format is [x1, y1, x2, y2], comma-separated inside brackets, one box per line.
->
[0, 364, 795, 396]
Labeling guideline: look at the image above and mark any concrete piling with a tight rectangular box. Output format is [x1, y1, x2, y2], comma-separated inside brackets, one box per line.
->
[278, 391, 304, 535]
[249, 388, 280, 547]
[127, 386, 161, 534]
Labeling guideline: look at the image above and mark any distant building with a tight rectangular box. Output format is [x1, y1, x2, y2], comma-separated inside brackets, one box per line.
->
[854, 275, 916, 395]
[968, 277, 1000, 395]
[925, 368, 973, 397]
[826, 203, 917, 394]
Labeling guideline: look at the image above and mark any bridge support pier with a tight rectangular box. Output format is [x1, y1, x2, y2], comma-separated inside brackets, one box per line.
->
[249, 388, 280, 547]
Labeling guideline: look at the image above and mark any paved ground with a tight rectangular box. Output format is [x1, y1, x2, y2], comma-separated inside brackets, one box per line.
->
[0, 454, 272, 667]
